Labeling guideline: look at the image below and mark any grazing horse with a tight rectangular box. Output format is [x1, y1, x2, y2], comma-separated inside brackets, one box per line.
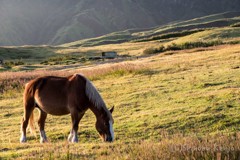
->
[20, 74, 114, 143]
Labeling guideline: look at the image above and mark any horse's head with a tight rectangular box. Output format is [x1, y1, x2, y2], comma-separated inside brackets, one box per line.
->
[96, 106, 114, 142]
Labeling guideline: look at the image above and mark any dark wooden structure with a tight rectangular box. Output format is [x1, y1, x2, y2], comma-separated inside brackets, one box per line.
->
[102, 51, 117, 59]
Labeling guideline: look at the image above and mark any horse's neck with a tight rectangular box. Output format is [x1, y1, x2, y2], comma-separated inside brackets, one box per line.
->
[89, 105, 104, 119]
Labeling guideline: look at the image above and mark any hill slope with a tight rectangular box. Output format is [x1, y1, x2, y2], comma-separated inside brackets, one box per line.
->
[0, 0, 240, 46]
[0, 44, 239, 159]
[61, 11, 240, 47]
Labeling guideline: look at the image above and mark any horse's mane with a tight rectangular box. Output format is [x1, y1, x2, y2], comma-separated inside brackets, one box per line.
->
[85, 78, 106, 110]
[77, 74, 112, 119]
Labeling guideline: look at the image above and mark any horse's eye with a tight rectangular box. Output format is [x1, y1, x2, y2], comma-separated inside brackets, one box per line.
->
[104, 122, 108, 126]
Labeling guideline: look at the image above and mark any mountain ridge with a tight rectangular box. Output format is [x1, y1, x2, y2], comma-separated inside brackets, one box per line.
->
[61, 11, 240, 47]
[0, 0, 239, 46]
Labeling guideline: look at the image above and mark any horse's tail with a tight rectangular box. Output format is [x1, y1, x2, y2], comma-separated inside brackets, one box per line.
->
[28, 111, 36, 136]
[23, 81, 39, 137]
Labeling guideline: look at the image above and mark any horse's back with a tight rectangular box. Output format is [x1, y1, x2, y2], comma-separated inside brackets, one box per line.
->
[24, 75, 89, 115]
[27, 76, 70, 115]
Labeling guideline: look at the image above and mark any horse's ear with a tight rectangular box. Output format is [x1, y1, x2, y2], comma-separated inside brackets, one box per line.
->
[109, 106, 114, 113]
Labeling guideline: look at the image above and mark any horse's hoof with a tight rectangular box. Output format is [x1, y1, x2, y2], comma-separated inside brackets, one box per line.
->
[68, 135, 73, 142]
[72, 139, 78, 143]
[20, 137, 27, 143]
[68, 135, 78, 143]
[40, 138, 48, 143]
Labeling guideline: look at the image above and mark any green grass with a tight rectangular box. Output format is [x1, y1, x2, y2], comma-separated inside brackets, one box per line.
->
[61, 30, 132, 47]
[172, 11, 240, 27]
[0, 44, 239, 159]
[0, 46, 57, 61]
[168, 27, 240, 45]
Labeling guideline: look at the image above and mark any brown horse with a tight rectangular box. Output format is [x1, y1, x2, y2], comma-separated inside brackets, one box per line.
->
[20, 74, 114, 143]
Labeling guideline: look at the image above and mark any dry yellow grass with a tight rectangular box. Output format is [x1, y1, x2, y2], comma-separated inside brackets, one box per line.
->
[0, 62, 147, 81]
[0, 44, 239, 159]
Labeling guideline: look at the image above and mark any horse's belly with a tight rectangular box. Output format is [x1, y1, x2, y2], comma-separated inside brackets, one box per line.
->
[35, 96, 70, 115]
[41, 104, 70, 115]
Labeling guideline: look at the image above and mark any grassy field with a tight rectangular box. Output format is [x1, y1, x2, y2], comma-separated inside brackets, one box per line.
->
[0, 43, 239, 159]
[0, 12, 240, 159]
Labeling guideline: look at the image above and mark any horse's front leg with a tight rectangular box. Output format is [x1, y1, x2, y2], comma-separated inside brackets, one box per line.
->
[68, 110, 85, 143]
[38, 110, 48, 143]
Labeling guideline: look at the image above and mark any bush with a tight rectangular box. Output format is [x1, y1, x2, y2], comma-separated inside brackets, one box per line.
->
[143, 46, 165, 55]
[166, 41, 223, 51]
[142, 40, 224, 55]
[3, 61, 14, 68]
[231, 22, 240, 27]
[15, 61, 25, 65]
[181, 41, 223, 49]
[3, 60, 25, 68]
[40, 55, 85, 65]
[166, 43, 182, 51]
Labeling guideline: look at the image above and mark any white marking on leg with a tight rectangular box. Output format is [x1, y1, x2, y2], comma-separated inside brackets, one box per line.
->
[20, 132, 27, 143]
[72, 130, 78, 143]
[68, 130, 78, 143]
[109, 120, 114, 141]
[68, 131, 73, 142]
[40, 130, 48, 143]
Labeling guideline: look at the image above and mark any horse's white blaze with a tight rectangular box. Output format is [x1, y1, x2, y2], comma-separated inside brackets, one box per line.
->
[109, 120, 114, 141]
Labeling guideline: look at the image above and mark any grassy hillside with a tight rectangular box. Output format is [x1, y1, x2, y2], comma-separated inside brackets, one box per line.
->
[61, 12, 240, 47]
[0, 46, 57, 60]
[1, 12, 240, 73]
[0, 44, 239, 159]
[168, 27, 240, 45]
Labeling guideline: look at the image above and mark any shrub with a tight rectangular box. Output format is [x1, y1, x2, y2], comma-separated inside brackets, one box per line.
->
[3, 61, 14, 68]
[166, 41, 223, 51]
[231, 22, 240, 27]
[143, 46, 165, 55]
[3, 60, 25, 68]
[166, 43, 182, 51]
[40, 55, 85, 65]
[227, 40, 240, 45]
[143, 40, 223, 55]
[15, 61, 25, 65]
[180, 41, 223, 49]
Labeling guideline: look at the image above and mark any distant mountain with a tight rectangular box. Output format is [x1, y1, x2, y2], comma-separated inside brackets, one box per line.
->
[0, 0, 239, 46]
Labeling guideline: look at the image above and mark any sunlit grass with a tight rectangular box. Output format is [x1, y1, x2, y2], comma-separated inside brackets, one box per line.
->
[168, 27, 240, 45]
[0, 44, 239, 159]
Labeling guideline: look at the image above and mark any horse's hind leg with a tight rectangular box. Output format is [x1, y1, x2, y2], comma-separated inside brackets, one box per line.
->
[20, 98, 35, 143]
[38, 109, 48, 143]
